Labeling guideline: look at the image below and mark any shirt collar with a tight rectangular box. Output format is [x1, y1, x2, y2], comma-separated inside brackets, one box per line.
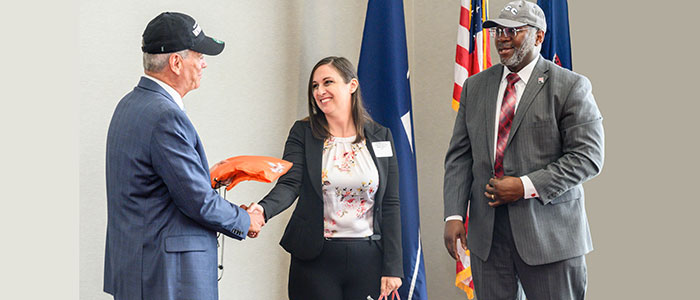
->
[142, 74, 185, 111]
[501, 55, 539, 85]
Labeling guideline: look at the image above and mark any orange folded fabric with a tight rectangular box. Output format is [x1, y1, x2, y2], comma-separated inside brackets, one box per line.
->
[210, 155, 292, 190]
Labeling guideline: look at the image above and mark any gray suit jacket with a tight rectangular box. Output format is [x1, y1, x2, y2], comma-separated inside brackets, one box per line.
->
[444, 57, 604, 265]
[104, 77, 250, 300]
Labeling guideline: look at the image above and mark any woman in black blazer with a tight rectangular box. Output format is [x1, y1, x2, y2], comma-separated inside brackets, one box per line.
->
[249, 56, 403, 299]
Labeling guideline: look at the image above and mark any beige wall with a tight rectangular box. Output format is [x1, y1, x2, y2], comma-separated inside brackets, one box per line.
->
[61, 0, 700, 299]
[413, 1, 700, 299]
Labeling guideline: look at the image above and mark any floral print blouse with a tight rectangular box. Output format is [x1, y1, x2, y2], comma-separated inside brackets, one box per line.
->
[321, 136, 379, 238]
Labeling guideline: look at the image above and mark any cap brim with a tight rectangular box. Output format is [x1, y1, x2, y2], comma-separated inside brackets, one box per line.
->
[483, 19, 527, 28]
[190, 35, 225, 56]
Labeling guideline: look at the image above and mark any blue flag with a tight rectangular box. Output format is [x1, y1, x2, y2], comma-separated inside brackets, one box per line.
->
[358, 1, 427, 299]
[538, 0, 572, 70]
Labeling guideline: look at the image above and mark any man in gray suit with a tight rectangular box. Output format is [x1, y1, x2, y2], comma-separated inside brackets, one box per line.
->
[104, 12, 265, 300]
[443, 1, 604, 299]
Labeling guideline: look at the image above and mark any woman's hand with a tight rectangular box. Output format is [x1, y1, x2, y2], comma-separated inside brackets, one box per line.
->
[380, 276, 402, 297]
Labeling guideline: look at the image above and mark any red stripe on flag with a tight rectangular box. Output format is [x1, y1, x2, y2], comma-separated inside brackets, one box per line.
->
[460, 6, 471, 29]
[453, 82, 462, 103]
[455, 44, 469, 68]
[457, 41, 481, 77]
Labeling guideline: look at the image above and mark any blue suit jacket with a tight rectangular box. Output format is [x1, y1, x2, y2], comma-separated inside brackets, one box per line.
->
[104, 77, 250, 300]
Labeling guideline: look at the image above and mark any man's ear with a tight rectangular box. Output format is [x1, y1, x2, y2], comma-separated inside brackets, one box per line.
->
[169, 53, 182, 75]
[535, 30, 545, 46]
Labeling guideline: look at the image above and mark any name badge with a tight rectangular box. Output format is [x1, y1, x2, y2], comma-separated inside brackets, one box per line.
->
[372, 141, 393, 157]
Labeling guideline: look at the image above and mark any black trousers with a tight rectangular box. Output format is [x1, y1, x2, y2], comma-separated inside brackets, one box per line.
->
[288, 239, 383, 300]
[471, 205, 587, 300]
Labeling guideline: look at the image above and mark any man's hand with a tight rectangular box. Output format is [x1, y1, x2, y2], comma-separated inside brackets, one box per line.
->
[242, 203, 265, 238]
[380, 276, 402, 297]
[484, 176, 524, 207]
[444, 220, 467, 260]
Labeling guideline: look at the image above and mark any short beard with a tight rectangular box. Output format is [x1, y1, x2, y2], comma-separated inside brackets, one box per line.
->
[502, 28, 537, 68]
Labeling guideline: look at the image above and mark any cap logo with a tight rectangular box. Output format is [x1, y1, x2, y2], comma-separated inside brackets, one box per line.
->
[192, 22, 202, 36]
[504, 5, 518, 15]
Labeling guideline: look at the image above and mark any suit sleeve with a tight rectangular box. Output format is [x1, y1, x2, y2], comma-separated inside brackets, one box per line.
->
[258, 121, 306, 220]
[526, 75, 605, 204]
[443, 79, 474, 219]
[150, 110, 250, 240]
[380, 129, 404, 278]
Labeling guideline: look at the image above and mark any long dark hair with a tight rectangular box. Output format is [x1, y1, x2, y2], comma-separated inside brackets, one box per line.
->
[306, 56, 371, 144]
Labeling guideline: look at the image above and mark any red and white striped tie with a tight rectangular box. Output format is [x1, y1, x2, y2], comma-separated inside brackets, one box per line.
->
[494, 73, 520, 178]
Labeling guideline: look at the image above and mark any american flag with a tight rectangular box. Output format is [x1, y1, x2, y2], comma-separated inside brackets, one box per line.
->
[455, 214, 474, 299]
[452, 1, 491, 299]
[452, 0, 492, 111]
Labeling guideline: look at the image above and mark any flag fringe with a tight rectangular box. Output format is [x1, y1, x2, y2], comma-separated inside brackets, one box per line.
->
[455, 265, 475, 299]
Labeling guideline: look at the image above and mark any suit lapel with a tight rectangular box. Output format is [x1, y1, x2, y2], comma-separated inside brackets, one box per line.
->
[506, 57, 549, 149]
[364, 124, 387, 204]
[485, 66, 504, 169]
[305, 126, 324, 201]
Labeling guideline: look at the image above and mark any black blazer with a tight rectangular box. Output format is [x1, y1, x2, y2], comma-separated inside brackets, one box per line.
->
[259, 119, 403, 278]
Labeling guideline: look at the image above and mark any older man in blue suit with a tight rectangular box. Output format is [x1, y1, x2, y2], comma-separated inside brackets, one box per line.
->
[104, 12, 266, 300]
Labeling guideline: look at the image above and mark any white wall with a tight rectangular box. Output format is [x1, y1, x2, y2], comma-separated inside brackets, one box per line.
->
[74, 0, 700, 299]
[79, 1, 384, 299]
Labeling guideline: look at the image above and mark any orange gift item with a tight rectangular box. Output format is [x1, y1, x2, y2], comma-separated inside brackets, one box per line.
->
[210, 156, 293, 190]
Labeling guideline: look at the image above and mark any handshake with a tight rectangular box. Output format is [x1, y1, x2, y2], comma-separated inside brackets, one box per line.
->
[241, 202, 265, 238]
[209, 156, 293, 239]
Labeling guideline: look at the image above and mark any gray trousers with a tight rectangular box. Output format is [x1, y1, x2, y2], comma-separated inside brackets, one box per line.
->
[471, 205, 587, 300]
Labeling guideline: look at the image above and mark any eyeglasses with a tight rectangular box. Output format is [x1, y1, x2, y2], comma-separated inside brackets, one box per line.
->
[489, 27, 530, 38]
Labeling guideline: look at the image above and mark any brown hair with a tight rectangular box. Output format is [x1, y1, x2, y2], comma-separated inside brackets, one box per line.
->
[306, 56, 372, 144]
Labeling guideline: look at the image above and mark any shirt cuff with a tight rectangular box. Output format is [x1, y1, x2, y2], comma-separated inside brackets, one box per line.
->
[445, 215, 463, 222]
[520, 175, 539, 199]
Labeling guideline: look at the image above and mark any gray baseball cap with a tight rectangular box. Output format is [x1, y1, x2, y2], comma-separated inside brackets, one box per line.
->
[483, 0, 547, 32]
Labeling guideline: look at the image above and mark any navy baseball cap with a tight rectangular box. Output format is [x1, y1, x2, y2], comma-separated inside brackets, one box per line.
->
[142, 12, 225, 55]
